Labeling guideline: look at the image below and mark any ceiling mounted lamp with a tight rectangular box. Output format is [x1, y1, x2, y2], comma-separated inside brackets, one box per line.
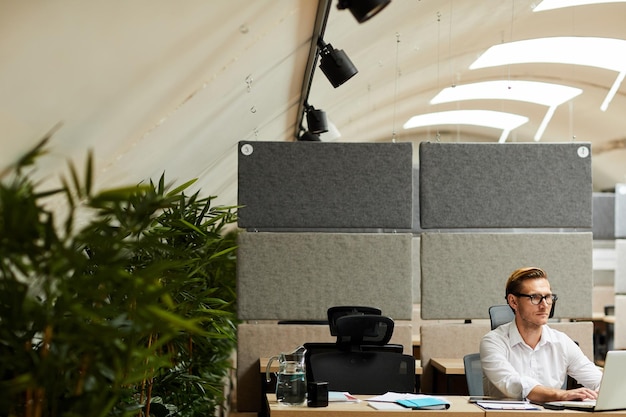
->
[298, 131, 321, 141]
[337, 0, 392, 23]
[318, 38, 358, 88]
[305, 104, 329, 134]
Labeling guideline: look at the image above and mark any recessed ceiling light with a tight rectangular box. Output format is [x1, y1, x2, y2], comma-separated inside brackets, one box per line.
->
[469, 37, 626, 111]
[403, 110, 528, 143]
[431, 80, 582, 141]
[534, 0, 626, 12]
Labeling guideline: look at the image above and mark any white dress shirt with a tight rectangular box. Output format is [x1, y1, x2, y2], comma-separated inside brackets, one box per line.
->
[480, 321, 602, 399]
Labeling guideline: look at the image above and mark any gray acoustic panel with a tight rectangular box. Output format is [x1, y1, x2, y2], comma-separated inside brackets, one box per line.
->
[616, 184, 626, 238]
[238, 141, 413, 229]
[237, 232, 413, 320]
[593, 193, 615, 240]
[420, 232, 593, 319]
[419, 142, 592, 229]
[615, 240, 626, 294]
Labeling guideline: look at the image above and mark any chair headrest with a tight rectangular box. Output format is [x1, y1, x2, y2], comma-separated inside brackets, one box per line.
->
[327, 306, 382, 336]
[334, 314, 394, 349]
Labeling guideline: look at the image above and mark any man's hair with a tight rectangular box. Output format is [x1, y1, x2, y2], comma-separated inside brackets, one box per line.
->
[505, 267, 548, 298]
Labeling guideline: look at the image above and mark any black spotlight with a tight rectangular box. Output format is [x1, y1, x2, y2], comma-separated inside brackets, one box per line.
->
[298, 131, 321, 141]
[337, 0, 391, 23]
[318, 38, 358, 88]
[306, 105, 328, 134]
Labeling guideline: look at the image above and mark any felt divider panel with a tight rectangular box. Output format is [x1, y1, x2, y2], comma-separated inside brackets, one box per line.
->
[419, 323, 489, 394]
[593, 193, 615, 240]
[236, 322, 413, 412]
[237, 232, 413, 320]
[237, 141, 413, 230]
[419, 142, 592, 229]
[615, 240, 626, 294]
[420, 232, 593, 320]
[616, 184, 626, 238]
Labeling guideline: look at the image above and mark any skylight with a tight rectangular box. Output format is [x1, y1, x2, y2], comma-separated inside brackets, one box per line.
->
[403, 110, 528, 143]
[430, 80, 582, 141]
[469, 37, 626, 111]
[534, 0, 626, 12]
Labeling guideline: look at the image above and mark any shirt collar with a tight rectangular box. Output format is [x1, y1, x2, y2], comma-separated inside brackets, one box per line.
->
[507, 320, 552, 348]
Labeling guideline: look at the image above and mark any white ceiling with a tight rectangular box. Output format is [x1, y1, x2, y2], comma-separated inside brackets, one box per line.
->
[1, 1, 625, 215]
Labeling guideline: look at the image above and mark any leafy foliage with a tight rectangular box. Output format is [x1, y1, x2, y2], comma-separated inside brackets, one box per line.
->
[0, 139, 239, 417]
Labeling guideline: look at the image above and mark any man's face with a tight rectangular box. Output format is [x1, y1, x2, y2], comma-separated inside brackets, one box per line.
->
[510, 277, 552, 328]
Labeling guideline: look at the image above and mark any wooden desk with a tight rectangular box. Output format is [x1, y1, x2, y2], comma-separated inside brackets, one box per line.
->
[431, 358, 464, 375]
[267, 394, 482, 416]
[590, 314, 616, 364]
[430, 358, 466, 395]
[412, 334, 421, 359]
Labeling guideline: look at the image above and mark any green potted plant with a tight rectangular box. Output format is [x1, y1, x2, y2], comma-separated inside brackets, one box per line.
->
[0, 136, 239, 417]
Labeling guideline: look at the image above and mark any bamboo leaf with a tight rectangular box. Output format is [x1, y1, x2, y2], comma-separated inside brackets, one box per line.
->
[165, 178, 197, 197]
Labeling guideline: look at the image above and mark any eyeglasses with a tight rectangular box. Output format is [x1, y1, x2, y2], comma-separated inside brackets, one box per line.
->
[515, 293, 558, 305]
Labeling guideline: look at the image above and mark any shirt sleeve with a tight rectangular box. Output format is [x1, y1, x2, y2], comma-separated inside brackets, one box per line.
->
[562, 334, 602, 390]
[480, 331, 541, 399]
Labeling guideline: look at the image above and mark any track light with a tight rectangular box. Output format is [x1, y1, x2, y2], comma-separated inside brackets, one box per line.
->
[298, 131, 321, 141]
[337, 0, 391, 23]
[305, 105, 328, 134]
[318, 38, 358, 88]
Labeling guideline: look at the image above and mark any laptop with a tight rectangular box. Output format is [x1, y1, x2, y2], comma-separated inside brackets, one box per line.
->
[542, 350, 626, 412]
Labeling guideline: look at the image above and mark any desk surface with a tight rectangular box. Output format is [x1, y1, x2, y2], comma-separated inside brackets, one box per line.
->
[267, 394, 480, 416]
[591, 312, 616, 324]
[484, 407, 626, 416]
[430, 358, 465, 375]
[267, 394, 626, 416]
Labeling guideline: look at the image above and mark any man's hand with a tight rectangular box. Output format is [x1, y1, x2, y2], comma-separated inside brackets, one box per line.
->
[559, 387, 598, 401]
[527, 386, 598, 403]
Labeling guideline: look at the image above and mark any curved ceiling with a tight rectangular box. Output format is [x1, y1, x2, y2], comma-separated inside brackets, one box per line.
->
[1, 0, 625, 215]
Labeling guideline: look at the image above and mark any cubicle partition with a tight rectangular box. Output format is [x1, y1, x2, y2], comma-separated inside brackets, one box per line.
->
[236, 140, 599, 410]
[236, 141, 415, 412]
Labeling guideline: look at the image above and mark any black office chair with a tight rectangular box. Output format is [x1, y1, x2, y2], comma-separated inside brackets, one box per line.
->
[463, 353, 484, 396]
[307, 349, 415, 394]
[305, 312, 415, 394]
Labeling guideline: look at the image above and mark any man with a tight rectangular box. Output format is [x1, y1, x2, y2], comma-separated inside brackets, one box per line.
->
[480, 267, 602, 402]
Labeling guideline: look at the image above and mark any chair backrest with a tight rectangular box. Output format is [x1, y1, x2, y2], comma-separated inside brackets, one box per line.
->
[307, 350, 415, 394]
[489, 305, 514, 330]
[463, 353, 484, 396]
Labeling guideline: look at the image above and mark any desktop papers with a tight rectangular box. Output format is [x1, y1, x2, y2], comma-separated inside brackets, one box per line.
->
[328, 392, 359, 402]
[368, 392, 450, 410]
